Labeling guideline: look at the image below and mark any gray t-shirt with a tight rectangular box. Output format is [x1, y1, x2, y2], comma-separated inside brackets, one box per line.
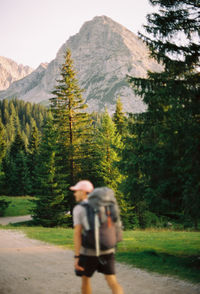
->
[73, 200, 115, 256]
[73, 199, 90, 230]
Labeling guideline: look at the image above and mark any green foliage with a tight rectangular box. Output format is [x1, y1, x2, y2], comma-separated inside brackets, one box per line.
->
[32, 116, 66, 227]
[125, 0, 200, 229]
[27, 125, 40, 195]
[113, 97, 126, 136]
[1, 13, 199, 232]
[0, 198, 10, 216]
[2, 132, 29, 196]
[0, 98, 49, 196]
[0, 99, 48, 196]
[142, 0, 199, 73]
[0, 99, 48, 146]
[0, 119, 6, 164]
[0, 196, 34, 216]
[50, 48, 94, 213]
[33, 49, 95, 226]
[94, 109, 123, 190]
[119, 201, 137, 230]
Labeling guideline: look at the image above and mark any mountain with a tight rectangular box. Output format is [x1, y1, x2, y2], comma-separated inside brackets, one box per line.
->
[0, 56, 33, 91]
[0, 63, 48, 101]
[0, 16, 162, 113]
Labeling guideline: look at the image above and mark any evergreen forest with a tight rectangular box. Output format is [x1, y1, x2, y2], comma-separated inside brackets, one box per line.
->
[0, 0, 199, 230]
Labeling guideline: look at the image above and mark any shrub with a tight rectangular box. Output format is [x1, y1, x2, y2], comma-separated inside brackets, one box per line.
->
[0, 199, 10, 216]
[139, 211, 160, 228]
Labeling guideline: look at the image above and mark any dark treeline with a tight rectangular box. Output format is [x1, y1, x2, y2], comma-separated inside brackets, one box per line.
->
[0, 99, 50, 196]
[0, 99, 49, 146]
[0, 0, 199, 230]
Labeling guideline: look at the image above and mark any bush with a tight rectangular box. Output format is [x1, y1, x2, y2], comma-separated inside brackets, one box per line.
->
[139, 211, 160, 228]
[0, 199, 10, 216]
[121, 213, 140, 230]
[61, 213, 73, 228]
[0, 171, 6, 195]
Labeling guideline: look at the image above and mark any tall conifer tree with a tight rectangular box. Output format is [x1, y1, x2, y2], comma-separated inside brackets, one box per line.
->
[27, 125, 40, 195]
[125, 0, 200, 228]
[113, 97, 125, 136]
[50, 49, 93, 212]
[0, 119, 6, 164]
[95, 109, 123, 192]
[3, 132, 29, 195]
[32, 116, 66, 226]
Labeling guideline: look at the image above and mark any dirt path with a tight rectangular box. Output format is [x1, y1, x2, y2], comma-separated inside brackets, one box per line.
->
[0, 230, 199, 294]
[0, 215, 32, 225]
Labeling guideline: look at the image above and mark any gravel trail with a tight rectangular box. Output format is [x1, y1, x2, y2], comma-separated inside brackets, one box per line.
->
[0, 229, 199, 294]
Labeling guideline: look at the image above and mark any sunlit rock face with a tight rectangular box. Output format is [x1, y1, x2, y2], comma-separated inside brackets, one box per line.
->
[0, 56, 33, 91]
[0, 16, 162, 113]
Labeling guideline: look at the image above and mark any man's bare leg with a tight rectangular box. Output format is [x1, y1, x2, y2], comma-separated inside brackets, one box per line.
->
[105, 275, 124, 294]
[82, 276, 92, 294]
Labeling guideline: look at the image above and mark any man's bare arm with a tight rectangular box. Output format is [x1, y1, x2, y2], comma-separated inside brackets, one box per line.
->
[74, 224, 84, 271]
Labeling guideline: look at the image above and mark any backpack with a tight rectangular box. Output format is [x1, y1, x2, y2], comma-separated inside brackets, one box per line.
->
[80, 187, 122, 256]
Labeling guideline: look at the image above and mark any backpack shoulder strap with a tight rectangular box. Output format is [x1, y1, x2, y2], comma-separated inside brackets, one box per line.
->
[79, 201, 95, 229]
[79, 201, 88, 207]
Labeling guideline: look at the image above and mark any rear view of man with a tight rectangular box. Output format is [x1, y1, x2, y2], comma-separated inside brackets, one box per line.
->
[71, 180, 124, 294]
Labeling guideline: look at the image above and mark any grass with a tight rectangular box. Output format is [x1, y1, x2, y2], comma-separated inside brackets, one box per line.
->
[1, 224, 200, 284]
[0, 197, 199, 283]
[0, 196, 35, 216]
[117, 230, 200, 283]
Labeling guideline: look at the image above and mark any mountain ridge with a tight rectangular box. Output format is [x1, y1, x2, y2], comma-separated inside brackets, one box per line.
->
[0, 16, 162, 113]
[0, 56, 33, 91]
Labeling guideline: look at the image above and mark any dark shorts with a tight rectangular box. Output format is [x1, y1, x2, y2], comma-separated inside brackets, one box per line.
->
[77, 253, 115, 277]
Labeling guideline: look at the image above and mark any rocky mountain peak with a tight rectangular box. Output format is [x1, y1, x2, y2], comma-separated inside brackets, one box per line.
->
[0, 56, 33, 91]
[0, 16, 162, 113]
[35, 62, 49, 73]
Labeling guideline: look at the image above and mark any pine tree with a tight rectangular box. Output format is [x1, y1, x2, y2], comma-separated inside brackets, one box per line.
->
[50, 48, 93, 212]
[113, 97, 125, 136]
[93, 109, 131, 225]
[0, 118, 7, 194]
[126, 0, 200, 228]
[9, 102, 21, 133]
[1, 99, 8, 124]
[0, 118, 6, 164]
[95, 109, 123, 191]
[5, 111, 16, 144]
[21, 130, 29, 147]
[27, 125, 40, 195]
[0, 99, 48, 147]
[25, 122, 31, 139]
[32, 116, 66, 227]
[3, 132, 29, 195]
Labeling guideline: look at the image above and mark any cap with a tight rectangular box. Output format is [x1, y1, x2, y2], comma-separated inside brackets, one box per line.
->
[70, 180, 94, 193]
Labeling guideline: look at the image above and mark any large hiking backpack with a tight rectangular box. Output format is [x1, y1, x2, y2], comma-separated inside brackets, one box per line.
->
[80, 187, 122, 256]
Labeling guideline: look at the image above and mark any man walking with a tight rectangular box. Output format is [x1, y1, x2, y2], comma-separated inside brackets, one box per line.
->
[70, 180, 124, 294]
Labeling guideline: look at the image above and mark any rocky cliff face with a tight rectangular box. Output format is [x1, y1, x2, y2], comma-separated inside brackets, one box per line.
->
[0, 16, 162, 113]
[0, 56, 33, 91]
[0, 63, 48, 102]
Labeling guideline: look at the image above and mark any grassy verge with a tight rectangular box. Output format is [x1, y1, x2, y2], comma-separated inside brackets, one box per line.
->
[117, 230, 200, 284]
[1, 224, 199, 284]
[0, 196, 35, 216]
[0, 224, 74, 249]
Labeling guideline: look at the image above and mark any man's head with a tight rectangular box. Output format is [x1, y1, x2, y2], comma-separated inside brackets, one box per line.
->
[70, 180, 94, 202]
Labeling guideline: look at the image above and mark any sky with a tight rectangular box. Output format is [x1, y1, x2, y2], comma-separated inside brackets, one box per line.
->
[0, 0, 156, 69]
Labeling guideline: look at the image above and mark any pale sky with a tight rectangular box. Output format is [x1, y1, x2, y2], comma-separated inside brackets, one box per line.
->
[0, 0, 155, 69]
